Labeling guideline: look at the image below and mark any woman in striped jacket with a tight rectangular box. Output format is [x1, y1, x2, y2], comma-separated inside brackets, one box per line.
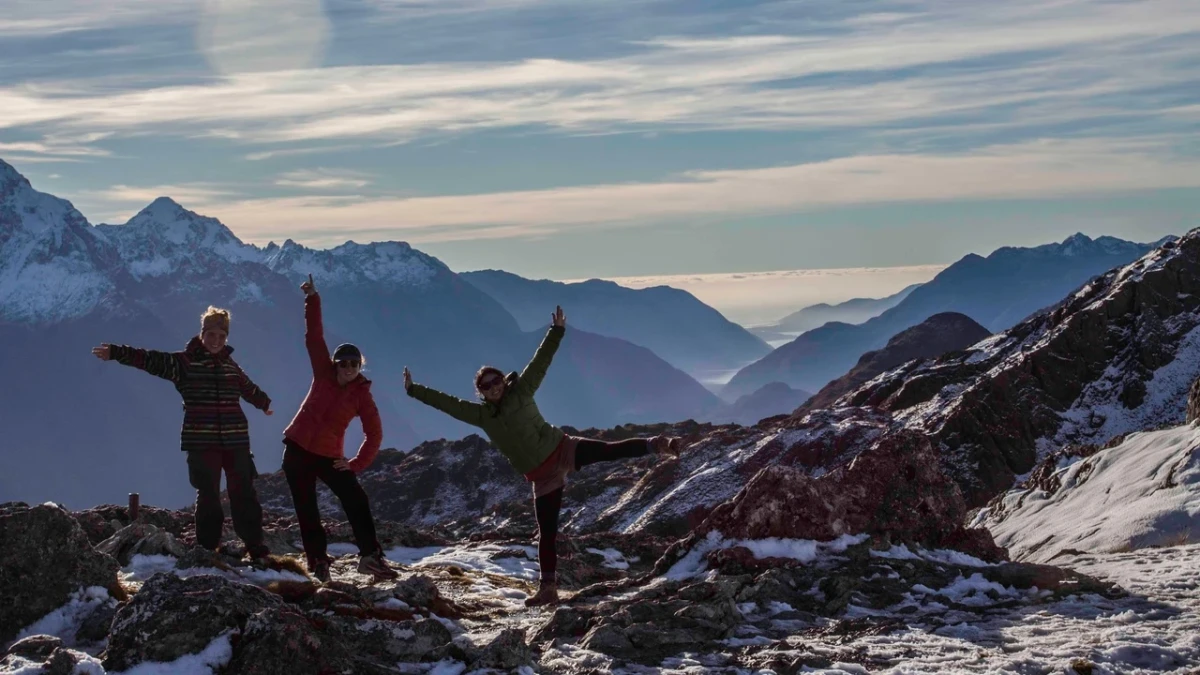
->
[92, 306, 274, 563]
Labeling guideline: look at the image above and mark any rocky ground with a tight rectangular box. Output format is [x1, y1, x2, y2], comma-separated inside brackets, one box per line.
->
[4, 496, 1199, 674]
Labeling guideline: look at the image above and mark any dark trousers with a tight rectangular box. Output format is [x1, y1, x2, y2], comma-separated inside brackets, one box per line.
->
[282, 440, 382, 567]
[186, 448, 268, 557]
[533, 438, 650, 582]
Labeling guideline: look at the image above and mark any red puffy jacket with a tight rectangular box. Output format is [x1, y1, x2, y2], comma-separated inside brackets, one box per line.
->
[282, 293, 382, 473]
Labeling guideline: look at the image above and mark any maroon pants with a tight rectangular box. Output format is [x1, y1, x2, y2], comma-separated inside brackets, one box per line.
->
[185, 448, 268, 557]
[533, 438, 650, 582]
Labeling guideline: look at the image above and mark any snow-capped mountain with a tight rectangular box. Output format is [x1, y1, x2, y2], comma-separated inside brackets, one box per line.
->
[0, 159, 728, 508]
[0, 159, 123, 323]
[95, 197, 262, 281]
[725, 232, 1171, 398]
[263, 239, 440, 289]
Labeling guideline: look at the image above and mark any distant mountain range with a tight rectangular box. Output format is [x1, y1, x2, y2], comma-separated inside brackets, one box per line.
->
[750, 283, 922, 344]
[724, 232, 1174, 398]
[0, 159, 723, 508]
[461, 270, 770, 383]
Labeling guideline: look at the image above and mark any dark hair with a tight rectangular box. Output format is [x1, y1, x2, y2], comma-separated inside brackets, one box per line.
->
[474, 366, 504, 398]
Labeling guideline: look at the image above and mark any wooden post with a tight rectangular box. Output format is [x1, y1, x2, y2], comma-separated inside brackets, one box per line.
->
[129, 493, 140, 522]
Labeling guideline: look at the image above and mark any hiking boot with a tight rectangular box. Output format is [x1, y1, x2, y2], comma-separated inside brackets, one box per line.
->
[358, 552, 398, 579]
[651, 435, 683, 458]
[310, 559, 331, 583]
[524, 581, 559, 607]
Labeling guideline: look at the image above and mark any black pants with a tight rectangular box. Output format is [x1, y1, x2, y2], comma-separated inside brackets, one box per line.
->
[186, 448, 268, 557]
[533, 438, 651, 582]
[282, 440, 382, 567]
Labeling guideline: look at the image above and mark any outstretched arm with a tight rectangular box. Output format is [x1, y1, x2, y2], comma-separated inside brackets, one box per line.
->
[301, 275, 334, 380]
[237, 367, 273, 414]
[346, 392, 383, 473]
[517, 305, 566, 396]
[404, 367, 485, 427]
[99, 344, 187, 383]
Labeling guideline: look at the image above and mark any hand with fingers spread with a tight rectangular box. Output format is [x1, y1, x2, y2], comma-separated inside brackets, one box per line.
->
[300, 273, 316, 296]
[551, 305, 566, 328]
[332, 458, 351, 471]
[403, 366, 413, 392]
[91, 344, 112, 361]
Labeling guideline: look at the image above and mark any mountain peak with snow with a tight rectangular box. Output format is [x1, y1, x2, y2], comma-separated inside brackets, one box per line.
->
[0, 160, 118, 323]
[96, 199, 261, 279]
[264, 238, 442, 288]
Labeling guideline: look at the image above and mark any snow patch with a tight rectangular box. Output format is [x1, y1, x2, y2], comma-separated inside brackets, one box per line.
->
[12, 587, 113, 648]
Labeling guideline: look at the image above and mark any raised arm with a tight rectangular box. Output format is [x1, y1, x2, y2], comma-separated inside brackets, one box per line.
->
[516, 305, 566, 396]
[301, 276, 335, 380]
[346, 391, 383, 473]
[404, 369, 485, 427]
[103, 344, 187, 383]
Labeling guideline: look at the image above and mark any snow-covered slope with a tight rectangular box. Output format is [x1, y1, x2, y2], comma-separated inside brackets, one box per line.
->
[0, 159, 120, 323]
[978, 423, 1200, 562]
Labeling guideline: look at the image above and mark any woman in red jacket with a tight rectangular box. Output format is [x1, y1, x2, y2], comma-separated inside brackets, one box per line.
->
[282, 275, 397, 582]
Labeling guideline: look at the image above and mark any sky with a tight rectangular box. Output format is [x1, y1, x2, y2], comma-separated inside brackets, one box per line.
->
[2, 0, 1199, 303]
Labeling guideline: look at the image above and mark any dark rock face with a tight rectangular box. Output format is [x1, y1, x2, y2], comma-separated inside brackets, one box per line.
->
[833, 232, 1200, 506]
[800, 312, 991, 414]
[0, 502, 120, 644]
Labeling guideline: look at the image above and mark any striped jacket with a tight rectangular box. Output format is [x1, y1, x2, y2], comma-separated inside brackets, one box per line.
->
[110, 336, 272, 453]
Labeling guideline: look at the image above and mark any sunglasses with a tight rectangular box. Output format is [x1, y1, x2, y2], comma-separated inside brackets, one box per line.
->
[336, 360, 361, 369]
[477, 377, 503, 390]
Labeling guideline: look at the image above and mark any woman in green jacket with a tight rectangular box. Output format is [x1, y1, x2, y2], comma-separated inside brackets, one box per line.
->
[404, 305, 682, 607]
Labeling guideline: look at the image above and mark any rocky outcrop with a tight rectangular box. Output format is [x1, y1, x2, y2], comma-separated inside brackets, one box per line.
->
[95, 522, 189, 566]
[834, 231, 1200, 506]
[0, 503, 121, 644]
[799, 312, 990, 413]
[652, 428, 1005, 579]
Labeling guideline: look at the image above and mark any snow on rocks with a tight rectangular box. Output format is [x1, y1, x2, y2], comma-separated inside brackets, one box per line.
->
[979, 423, 1200, 562]
[0, 502, 121, 645]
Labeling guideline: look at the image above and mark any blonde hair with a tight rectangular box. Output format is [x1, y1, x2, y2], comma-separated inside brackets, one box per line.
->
[201, 306, 231, 333]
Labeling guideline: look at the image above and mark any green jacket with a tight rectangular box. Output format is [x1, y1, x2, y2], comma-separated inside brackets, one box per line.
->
[408, 326, 566, 474]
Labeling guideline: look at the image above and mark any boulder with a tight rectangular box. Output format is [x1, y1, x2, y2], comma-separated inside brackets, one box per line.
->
[103, 573, 282, 672]
[0, 503, 120, 644]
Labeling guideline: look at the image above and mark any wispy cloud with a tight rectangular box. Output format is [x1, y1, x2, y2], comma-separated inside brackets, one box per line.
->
[0, 0, 196, 36]
[166, 137, 1200, 247]
[274, 168, 372, 189]
[2, 0, 1196, 146]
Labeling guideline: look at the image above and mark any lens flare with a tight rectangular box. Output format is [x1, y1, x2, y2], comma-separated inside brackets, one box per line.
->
[198, 0, 330, 75]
